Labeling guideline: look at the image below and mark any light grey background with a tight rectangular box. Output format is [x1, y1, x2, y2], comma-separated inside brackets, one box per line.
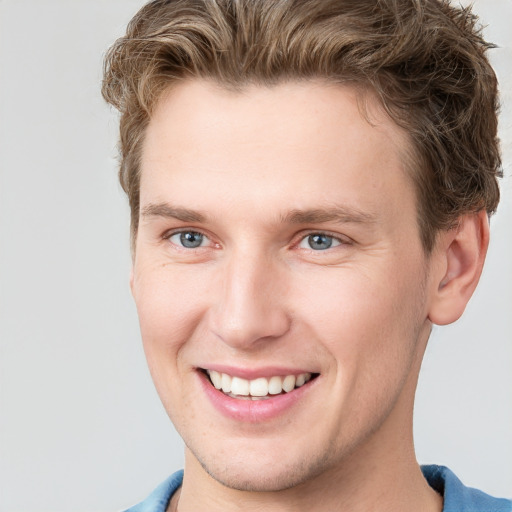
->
[0, 1, 510, 511]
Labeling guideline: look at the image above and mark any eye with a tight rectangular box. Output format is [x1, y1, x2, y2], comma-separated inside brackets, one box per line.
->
[298, 233, 342, 251]
[168, 230, 209, 249]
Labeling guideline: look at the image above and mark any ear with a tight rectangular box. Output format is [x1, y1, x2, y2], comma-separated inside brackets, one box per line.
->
[428, 210, 490, 326]
[129, 266, 135, 296]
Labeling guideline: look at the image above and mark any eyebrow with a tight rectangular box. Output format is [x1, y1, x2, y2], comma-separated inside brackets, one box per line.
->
[281, 207, 377, 225]
[140, 203, 206, 222]
[140, 202, 377, 226]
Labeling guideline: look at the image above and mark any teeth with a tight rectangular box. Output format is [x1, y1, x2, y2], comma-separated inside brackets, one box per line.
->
[282, 375, 296, 392]
[206, 370, 313, 398]
[231, 376, 250, 396]
[249, 377, 268, 397]
[268, 376, 283, 395]
[221, 372, 231, 393]
[209, 370, 222, 389]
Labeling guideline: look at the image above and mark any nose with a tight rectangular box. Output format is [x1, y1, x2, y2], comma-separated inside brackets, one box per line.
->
[209, 249, 291, 350]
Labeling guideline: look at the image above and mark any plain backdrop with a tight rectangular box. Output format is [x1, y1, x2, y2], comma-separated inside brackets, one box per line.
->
[0, 1, 510, 510]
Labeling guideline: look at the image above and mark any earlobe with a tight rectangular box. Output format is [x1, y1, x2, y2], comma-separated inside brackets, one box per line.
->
[428, 210, 490, 326]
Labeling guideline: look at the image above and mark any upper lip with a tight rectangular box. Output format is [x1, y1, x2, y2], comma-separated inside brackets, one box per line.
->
[198, 365, 318, 380]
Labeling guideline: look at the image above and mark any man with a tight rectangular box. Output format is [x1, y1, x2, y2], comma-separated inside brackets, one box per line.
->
[102, 0, 511, 510]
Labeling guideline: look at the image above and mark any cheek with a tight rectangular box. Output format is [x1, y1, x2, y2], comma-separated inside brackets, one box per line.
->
[132, 266, 209, 427]
[134, 262, 206, 334]
[293, 263, 426, 374]
[294, 265, 427, 436]
[132, 264, 211, 385]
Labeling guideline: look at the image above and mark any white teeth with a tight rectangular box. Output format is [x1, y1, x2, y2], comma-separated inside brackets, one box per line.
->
[206, 370, 313, 398]
[282, 375, 296, 392]
[296, 373, 306, 387]
[221, 373, 232, 393]
[231, 377, 250, 396]
[209, 370, 222, 389]
[249, 377, 268, 397]
[268, 376, 283, 395]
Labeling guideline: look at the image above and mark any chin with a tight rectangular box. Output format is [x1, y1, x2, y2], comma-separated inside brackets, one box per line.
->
[192, 443, 336, 492]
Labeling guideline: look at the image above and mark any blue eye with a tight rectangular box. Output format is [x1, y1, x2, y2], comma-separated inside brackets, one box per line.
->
[169, 231, 208, 248]
[299, 233, 341, 251]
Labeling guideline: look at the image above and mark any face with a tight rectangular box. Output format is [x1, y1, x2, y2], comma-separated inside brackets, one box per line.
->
[132, 80, 435, 491]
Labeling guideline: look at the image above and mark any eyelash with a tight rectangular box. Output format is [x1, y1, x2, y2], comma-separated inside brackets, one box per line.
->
[163, 229, 350, 252]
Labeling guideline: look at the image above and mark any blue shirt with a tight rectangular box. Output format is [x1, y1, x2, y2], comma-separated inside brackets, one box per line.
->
[124, 465, 512, 512]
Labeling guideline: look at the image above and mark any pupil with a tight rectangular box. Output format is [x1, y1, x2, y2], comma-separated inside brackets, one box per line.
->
[309, 234, 332, 250]
[180, 231, 203, 248]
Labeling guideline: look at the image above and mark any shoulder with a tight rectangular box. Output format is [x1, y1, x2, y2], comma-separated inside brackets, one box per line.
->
[422, 465, 512, 512]
[123, 470, 184, 512]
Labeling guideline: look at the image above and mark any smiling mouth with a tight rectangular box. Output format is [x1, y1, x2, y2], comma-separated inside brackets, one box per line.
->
[203, 369, 319, 400]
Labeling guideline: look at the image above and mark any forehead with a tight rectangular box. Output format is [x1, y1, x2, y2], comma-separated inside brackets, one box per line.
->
[140, 80, 415, 226]
[143, 79, 408, 164]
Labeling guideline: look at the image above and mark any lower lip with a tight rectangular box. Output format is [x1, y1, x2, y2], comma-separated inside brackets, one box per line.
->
[198, 371, 317, 422]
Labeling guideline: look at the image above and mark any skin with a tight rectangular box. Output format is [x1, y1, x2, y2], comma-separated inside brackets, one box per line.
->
[131, 80, 488, 511]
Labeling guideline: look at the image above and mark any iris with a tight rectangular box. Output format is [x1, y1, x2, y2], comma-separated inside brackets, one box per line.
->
[308, 234, 333, 250]
[180, 231, 204, 248]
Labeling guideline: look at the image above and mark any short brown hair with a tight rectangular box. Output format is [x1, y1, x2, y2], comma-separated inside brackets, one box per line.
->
[102, 0, 501, 252]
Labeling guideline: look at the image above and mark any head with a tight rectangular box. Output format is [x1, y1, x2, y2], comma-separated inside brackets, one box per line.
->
[102, 0, 501, 496]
